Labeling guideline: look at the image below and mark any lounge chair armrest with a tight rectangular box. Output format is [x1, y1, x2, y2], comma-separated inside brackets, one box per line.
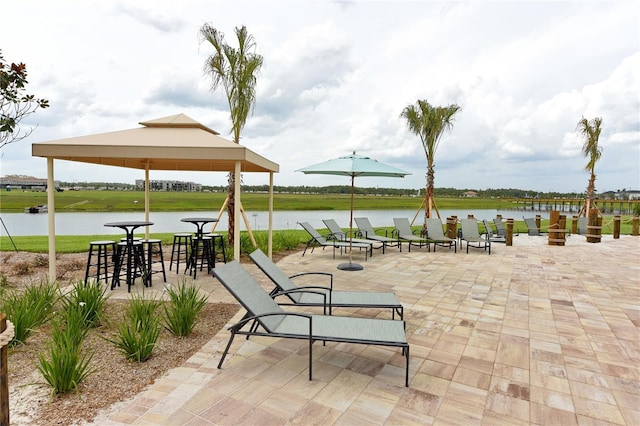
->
[289, 272, 334, 290]
[273, 288, 330, 310]
[230, 311, 313, 331]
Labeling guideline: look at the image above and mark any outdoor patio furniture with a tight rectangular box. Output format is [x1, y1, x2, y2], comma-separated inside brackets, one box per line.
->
[482, 219, 506, 243]
[170, 233, 192, 272]
[424, 218, 457, 252]
[182, 217, 218, 278]
[460, 218, 491, 254]
[249, 249, 403, 319]
[141, 239, 167, 285]
[524, 217, 545, 236]
[84, 240, 116, 285]
[393, 217, 430, 252]
[493, 217, 508, 237]
[299, 221, 371, 260]
[354, 217, 402, 252]
[212, 260, 410, 386]
[105, 221, 153, 291]
[322, 218, 384, 253]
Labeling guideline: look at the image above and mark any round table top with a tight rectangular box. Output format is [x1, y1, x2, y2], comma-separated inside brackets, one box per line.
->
[104, 221, 154, 228]
[180, 217, 219, 223]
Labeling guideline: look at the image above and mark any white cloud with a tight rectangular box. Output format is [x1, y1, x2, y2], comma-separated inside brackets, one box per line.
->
[0, 0, 638, 193]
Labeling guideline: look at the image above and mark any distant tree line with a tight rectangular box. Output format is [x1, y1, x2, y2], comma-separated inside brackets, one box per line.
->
[55, 180, 617, 199]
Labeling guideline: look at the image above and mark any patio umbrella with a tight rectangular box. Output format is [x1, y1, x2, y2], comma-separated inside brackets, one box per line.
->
[296, 152, 410, 271]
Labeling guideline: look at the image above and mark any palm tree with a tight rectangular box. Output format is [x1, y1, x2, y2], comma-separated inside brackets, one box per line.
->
[200, 24, 263, 246]
[400, 99, 461, 225]
[576, 116, 603, 216]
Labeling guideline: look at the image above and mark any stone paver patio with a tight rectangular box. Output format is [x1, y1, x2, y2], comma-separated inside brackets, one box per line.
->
[96, 234, 640, 425]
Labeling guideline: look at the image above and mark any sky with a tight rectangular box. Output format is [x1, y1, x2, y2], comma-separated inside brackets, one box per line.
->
[1, 0, 639, 194]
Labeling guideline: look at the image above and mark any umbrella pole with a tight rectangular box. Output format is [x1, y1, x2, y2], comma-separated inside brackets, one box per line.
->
[338, 174, 363, 271]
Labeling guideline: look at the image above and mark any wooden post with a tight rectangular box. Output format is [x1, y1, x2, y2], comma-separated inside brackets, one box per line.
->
[548, 210, 565, 246]
[571, 215, 579, 235]
[633, 216, 639, 236]
[446, 216, 458, 240]
[1, 314, 9, 426]
[586, 208, 602, 243]
[535, 214, 541, 230]
[613, 215, 621, 239]
[506, 218, 514, 246]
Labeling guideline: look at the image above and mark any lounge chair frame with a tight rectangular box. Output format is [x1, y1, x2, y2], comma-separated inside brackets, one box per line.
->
[299, 221, 371, 260]
[524, 217, 545, 236]
[460, 218, 491, 254]
[482, 219, 506, 243]
[249, 249, 403, 319]
[424, 218, 457, 252]
[393, 218, 430, 252]
[354, 217, 402, 252]
[213, 261, 410, 387]
[322, 219, 385, 253]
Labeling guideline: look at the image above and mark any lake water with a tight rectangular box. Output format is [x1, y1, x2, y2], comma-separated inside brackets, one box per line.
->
[1, 208, 550, 237]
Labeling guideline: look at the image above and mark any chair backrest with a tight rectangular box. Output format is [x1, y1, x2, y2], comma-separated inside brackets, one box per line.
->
[248, 249, 300, 302]
[354, 217, 375, 237]
[322, 219, 347, 240]
[493, 218, 506, 236]
[524, 217, 540, 236]
[425, 218, 447, 240]
[460, 218, 481, 238]
[213, 260, 285, 332]
[299, 222, 329, 244]
[482, 219, 494, 237]
[393, 218, 414, 236]
[577, 217, 588, 235]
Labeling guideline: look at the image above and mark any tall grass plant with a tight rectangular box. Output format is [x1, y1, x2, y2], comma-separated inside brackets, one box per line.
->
[163, 279, 208, 337]
[0, 280, 59, 346]
[108, 295, 161, 362]
[37, 306, 96, 394]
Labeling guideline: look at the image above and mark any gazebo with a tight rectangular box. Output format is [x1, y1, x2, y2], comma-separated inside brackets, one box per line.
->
[31, 113, 279, 278]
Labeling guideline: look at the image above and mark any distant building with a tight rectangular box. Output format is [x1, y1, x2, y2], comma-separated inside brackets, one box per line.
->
[1, 175, 57, 190]
[625, 190, 640, 200]
[463, 190, 478, 198]
[135, 179, 202, 192]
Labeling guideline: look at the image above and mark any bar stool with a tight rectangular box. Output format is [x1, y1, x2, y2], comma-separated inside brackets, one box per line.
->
[112, 240, 147, 292]
[84, 240, 116, 285]
[141, 239, 167, 285]
[186, 235, 213, 279]
[170, 233, 192, 272]
[206, 233, 227, 266]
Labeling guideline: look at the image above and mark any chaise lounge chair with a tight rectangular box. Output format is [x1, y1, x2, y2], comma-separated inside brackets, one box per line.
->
[524, 217, 545, 236]
[424, 218, 457, 252]
[493, 217, 508, 238]
[299, 221, 371, 260]
[322, 219, 384, 253]
[460, 218, 491, 254]
[249, 249, 403, 319]
[213, 260, 410, 386]
[482, 219, 506, 243]
[393, 218, 430, 252]
[354, 217, 402, 252]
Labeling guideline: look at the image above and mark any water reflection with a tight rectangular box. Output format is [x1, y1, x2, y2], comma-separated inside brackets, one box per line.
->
[1, 209, 550, 237]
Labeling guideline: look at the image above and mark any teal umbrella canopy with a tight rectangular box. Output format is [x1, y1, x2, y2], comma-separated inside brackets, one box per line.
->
[296, 153, 409, 178]
[296, 152, 410, 271]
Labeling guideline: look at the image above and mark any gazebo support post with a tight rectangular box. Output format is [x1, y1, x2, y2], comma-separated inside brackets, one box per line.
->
[233, 161, 241, 261]
[47, 158, 56, 279]
[268, 172, 274, 259]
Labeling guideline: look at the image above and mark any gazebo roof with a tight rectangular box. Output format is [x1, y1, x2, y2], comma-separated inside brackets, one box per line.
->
[32, 113, 279, 173]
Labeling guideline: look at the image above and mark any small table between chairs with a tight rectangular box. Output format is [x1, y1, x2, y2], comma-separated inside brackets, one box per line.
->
[181, 217, 218, 278]
[104, 221, 153, 291]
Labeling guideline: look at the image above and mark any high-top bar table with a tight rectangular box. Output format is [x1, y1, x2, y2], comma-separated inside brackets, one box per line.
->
[181, 217, 218, 278]
[105, 221, 153, 291]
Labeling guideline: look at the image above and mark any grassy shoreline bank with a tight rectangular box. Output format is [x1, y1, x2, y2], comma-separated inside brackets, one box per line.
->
[1, 217, 635, 254]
